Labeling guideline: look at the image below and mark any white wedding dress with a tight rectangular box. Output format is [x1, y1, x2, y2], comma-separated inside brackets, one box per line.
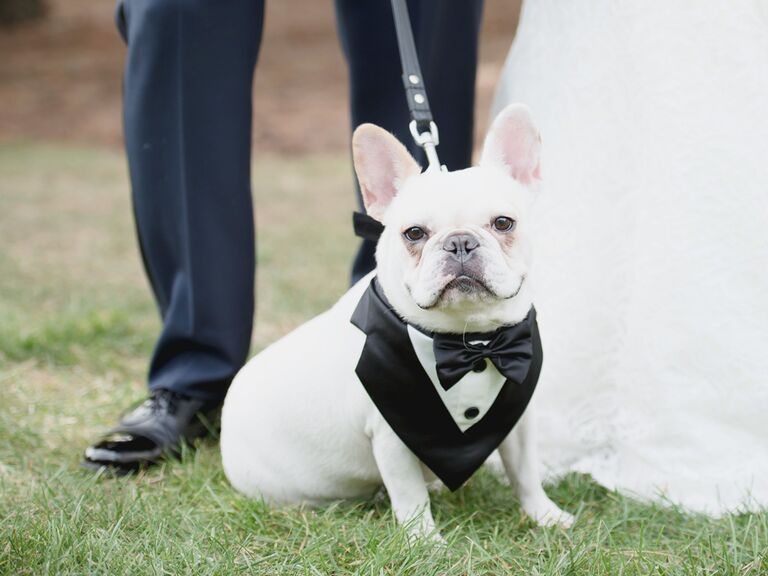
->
[493, 1, 768, 514]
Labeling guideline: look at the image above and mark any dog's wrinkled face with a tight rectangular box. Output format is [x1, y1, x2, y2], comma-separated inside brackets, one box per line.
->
[382, 168, 530, 311]
[353, 104, 542, 334]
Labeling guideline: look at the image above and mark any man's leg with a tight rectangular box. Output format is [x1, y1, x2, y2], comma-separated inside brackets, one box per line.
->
[335, 0, 485, 283]
[84, 0, 263, 471]
[119, 0, 263, 402]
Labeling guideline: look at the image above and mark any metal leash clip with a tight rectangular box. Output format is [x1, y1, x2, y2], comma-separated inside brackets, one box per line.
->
[409, 120, 444, 172]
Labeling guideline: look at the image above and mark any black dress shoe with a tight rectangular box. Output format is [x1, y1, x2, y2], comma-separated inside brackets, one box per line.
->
[82, 389, 220, 474]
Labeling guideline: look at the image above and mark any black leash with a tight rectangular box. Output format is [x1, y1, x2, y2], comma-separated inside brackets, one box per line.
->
[390, 0, 442, 171]
[354, 0, 444, 242]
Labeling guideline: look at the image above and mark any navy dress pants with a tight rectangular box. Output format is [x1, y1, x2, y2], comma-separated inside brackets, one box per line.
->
[115, 0, 484, 402]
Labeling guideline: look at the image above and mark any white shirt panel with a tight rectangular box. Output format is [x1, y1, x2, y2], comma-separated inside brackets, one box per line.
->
[407, 325, 506, 432]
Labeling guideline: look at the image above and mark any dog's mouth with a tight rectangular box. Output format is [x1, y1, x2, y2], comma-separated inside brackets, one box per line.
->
[414, 273, 526, 310]
[442, 275, 490, 295]
[433, 274, 494, 304]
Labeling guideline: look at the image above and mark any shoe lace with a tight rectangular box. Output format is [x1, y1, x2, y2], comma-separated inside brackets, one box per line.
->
[142, 389, 187, 416]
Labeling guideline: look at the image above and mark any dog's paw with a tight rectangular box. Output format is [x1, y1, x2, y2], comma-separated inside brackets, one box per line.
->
[536, 508, 575, 529]
[523, 497, 575, 529]
[401, 510, 445, 545]
[406, 527, 446, 546]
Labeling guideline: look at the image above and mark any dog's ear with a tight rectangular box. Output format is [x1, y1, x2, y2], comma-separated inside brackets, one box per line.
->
[353, 124, 422, 221]
[481, 104, 542, 185]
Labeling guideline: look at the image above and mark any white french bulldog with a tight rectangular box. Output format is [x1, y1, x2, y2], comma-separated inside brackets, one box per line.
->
[220, 104, 574, 540]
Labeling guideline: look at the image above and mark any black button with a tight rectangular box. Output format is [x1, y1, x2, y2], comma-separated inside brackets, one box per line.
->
[472, 359, 487, 373]
[464, 407, 480, 419]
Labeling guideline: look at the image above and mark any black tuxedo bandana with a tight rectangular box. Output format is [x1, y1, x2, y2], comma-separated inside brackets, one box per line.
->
[350, 278, 542, 491]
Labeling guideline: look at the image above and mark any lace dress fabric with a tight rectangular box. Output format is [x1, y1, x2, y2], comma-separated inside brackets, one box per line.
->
[493, 0, 768, 514]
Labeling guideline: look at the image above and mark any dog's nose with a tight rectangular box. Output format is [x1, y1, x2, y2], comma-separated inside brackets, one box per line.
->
[442, 233, 479, 261]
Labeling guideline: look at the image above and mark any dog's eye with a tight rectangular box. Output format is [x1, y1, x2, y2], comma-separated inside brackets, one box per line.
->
[493, 216, 516, 232]
[403, 227, 426, 242]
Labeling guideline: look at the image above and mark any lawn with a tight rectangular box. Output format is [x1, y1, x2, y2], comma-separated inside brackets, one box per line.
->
[1, 142, 766, 575]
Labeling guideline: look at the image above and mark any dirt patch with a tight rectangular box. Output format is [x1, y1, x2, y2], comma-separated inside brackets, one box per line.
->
[0, 0, 519, 154]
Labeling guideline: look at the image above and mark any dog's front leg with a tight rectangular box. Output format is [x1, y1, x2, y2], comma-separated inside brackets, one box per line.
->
[498, 409, 575, 528]
[370, 423, 442, 541]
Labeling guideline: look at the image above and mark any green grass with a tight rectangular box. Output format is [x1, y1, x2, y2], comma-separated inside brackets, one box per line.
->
[1, 142, 766, 575]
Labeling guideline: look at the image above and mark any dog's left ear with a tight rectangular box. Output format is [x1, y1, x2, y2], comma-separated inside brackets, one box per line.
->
[353, 124, 422, 221]
[481, 103, 542, 185]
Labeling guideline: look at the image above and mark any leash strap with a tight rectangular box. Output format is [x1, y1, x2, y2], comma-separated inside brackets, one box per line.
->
[353, 0, 445, 243]
[390, 0, 442, 171]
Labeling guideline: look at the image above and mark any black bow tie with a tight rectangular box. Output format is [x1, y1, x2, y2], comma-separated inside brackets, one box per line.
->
[432, 311, 534, 390]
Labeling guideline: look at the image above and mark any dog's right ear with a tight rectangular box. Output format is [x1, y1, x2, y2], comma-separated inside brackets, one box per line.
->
[352, 124, 422, 221]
